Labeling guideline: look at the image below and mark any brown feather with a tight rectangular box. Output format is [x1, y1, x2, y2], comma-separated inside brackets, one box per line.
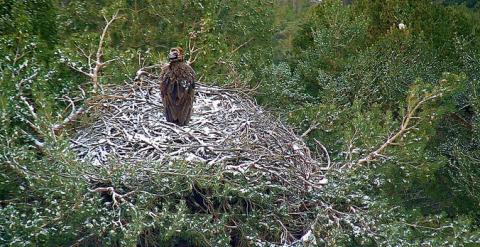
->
[159, 50, 195, 126]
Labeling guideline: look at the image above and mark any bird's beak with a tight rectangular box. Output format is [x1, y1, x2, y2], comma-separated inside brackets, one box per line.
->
[168, 52, 177, 60]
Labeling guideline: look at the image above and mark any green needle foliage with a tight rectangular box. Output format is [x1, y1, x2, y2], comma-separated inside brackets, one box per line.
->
[1, 0, 480, 246]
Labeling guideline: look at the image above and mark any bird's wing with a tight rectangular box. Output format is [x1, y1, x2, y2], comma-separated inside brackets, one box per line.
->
[172, 64, 195, 106]
[159, 64, 170, 99]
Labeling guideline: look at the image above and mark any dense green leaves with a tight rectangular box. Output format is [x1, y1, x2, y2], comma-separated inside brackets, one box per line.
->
[1, 0, 480, 246]
[263, 0, 480, 245]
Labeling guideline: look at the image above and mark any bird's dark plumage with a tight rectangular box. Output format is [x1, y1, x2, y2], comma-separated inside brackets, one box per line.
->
[159, 47, 196, 126]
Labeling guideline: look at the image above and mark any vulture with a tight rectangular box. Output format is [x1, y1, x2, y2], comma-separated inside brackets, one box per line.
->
[159, 47, 196, 126]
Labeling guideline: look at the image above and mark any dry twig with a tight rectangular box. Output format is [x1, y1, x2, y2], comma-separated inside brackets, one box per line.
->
[187, 31, 202, 65]
[357, 92, 443, 165]
[67, 11, 120, 93]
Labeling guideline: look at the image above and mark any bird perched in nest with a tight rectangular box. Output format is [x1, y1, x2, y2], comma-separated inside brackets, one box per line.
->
[159, 47, 196, 126]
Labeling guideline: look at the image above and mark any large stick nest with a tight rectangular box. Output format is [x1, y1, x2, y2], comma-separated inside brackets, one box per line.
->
[71, 71, 327, 191]
[69, 70, 330, 245]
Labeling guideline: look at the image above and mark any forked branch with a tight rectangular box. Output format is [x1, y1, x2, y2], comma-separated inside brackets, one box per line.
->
[88, 187, 135, 207]
[357, 91, 444, 165]
[187, 30, 202, 65]
[17, 72, 45, 148]
[52, 12, 120, 135]
[67, 11, 120, 93]
[51, 97, 86, 135]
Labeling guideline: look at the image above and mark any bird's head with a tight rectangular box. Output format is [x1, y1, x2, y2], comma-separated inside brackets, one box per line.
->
[168, 47, 184, 63]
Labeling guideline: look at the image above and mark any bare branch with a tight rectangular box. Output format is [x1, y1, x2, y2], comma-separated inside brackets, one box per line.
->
[187, 31, 202, 65]
[96, 11, 119, 67]
[134, 64, 162, 82]
[74, 42, 93, 62]
[13, 46, 30, 66]
[19, 129, 44, 149]
[103, 57, 119, 65]
[51, 12, 120, 134]
[17, 72, 42, 133]
[301, 122, 320, 138]
[66, 63, 92, 78]
[52, 107, 85, 135]
[357, 92, 443, 165]
[90, 11, 119, 93]
[65, 11, 119, 93]
[231, 37, 254, 54]
[19, 93, 37, 120]
[315, 139, 331, 170]
[88, 187, 135, 207]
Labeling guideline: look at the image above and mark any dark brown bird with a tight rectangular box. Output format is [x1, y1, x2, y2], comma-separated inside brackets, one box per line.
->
[159, 47, 196, 126]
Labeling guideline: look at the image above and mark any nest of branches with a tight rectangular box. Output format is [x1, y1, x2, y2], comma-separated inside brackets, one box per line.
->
[70, 70, 329, 245]
[71, 72, 327, 189]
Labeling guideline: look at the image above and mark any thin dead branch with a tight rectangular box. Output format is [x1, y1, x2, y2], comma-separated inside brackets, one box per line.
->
[51, 12, 120, 135]
[88, 187, 135, 207]
[92, 12, 120, 92]
[20, 129, 44, 149]
[16, 72, 45, 147]
[187, 30, 203, 65]
[52, 106, 86, 135]
[301, 122, 320, 138]
[67, 11, 120, 93]
[357, 92, 443, 165]
[231, 37, 254, 54]
[315, 139, 331, 170]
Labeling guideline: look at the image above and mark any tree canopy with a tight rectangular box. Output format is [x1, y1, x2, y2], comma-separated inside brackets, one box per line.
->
[1, 0, 479, 246]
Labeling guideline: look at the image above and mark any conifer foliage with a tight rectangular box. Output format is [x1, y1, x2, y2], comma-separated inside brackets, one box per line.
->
[1, 0, 480, 246]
